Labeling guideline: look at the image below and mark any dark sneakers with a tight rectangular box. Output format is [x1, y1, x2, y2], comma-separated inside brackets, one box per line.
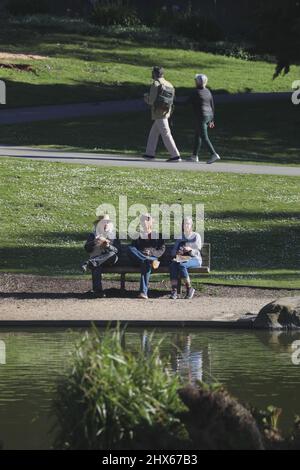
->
[142, 154, 155, 160]
[143, 155, 182, 162]
[185, 287, 195, 299]
[167, 156, 182, 162]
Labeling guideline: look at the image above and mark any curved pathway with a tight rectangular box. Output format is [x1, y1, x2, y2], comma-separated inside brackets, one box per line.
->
[0, 146, 299, 176]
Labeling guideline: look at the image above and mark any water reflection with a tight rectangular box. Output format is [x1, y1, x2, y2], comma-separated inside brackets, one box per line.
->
[0, 327, 299, 449]
[0, 340, 5, 364]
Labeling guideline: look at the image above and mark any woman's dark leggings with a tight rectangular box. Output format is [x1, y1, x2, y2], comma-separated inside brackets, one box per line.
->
[193, 115, 216, 156]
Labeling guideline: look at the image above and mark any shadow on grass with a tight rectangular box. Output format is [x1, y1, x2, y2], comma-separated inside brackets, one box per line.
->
[206, 272, 300, 280]
[206, 211, 300, 221]
[2, 79, 231, 109]
[3, 79, 148, 108]
[1, 92, 299, 165]
[0, 223, 299, 275]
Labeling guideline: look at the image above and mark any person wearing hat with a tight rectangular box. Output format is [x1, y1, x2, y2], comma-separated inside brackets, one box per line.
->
[169, 216, 202, 300]
[82, 214, 121, 298]
[127, 214, 166, 299]
[143, 66, 181, 162]
[187, 73, 221, 164]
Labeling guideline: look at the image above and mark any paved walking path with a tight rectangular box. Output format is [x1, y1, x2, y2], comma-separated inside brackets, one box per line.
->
[0, 92, 291, 125]
[1, 146, 299, 176]
[0, 296, 264, 325]
[1, 275, 298, 326]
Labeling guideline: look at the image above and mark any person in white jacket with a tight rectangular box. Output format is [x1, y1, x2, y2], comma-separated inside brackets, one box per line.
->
[169, 216, 202, 300]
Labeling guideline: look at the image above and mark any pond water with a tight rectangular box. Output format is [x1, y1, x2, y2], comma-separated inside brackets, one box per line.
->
[0, 327, 299, 450]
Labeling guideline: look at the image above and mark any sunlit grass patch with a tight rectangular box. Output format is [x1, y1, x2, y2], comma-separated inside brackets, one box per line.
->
[0, 158, 299, 288]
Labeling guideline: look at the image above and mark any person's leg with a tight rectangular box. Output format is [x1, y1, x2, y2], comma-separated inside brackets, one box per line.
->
[200, 116, 217, 156]
[178, 258, 202, 298]
[91, 250, 117, 268]
[101, 252, 118, 267]
[127, 245, 156, 264]
[156, 119, 180, 158]
[140, 260, 152, 296]
[91, 265, 103, 292]
[145, 121, 160, 157]
[192, 127, 202, 157]
[169, 261, 180, 298]
[127, 246, 156, 297]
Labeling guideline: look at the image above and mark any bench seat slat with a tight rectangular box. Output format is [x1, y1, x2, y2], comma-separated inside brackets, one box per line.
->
[102, 266, 210, 274]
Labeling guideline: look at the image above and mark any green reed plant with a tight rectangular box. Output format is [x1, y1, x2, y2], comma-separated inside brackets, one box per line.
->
[53, 326, 189, 450]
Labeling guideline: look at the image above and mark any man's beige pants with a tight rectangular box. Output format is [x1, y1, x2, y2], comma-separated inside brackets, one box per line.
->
[145, 118, 180, 158]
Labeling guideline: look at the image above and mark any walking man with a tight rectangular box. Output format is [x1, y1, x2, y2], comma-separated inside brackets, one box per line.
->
[143, 66, 181, 162]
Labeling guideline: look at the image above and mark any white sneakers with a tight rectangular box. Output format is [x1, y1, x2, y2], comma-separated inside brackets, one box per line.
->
[190, 154, 221, 164]
[207, 153, 221, 164]
[138, 292, 148, 299]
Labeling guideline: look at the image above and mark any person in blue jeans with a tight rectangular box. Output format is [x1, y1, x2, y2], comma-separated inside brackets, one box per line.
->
[127, 213, 166, 299]
[169, 216, 202, 300]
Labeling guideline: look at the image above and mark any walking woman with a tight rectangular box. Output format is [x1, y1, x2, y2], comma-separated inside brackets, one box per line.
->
[169, 216, 202, 300]
[188, 73, 221, 164]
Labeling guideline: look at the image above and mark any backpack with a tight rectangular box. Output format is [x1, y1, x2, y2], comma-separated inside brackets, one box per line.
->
[154, 80, 175, 112]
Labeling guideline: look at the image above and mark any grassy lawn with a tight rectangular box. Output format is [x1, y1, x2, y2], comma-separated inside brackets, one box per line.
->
[0, 20, 299, 108]
[0, 158, 299, 288]
[1, 100, 299, 166]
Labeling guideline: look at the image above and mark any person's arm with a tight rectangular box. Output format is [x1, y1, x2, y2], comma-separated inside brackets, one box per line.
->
[171, 239, 181, 257]
[188, 233, 202, 257]
[147, 82, 159, 106]
[112, 235, 121, 253]
[150, 237, 166, 258]
[84, 233, 96, 253]
[210, 91, 215, 119]
[132, 236, 140, 250]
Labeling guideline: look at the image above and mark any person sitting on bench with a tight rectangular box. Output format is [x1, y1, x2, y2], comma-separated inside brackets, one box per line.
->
[82, 214, 121, 298]
[127, 213, 166, 299]
[169, 216, 202, 300]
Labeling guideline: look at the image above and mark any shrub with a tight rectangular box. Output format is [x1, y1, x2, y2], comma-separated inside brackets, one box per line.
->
[152, 3, 223, 42]
[173, 14, 223, 42]
[53, 326, 189, 450]
[6, 0, 49, 16]
[90, 0, 141, 27]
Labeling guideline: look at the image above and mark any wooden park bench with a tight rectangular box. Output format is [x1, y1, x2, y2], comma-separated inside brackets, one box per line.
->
[101, 242, 211, 293]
